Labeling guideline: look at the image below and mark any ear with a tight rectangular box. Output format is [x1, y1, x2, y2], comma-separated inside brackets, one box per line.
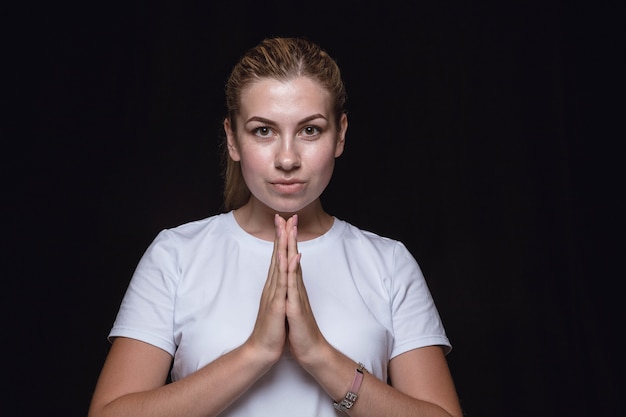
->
[224, 118, 241, 161]
[334, 113, 348, 158]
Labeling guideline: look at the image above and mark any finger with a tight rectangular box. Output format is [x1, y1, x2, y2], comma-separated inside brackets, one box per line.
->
[286, 216, 304, 306]
[263, 214, 289, 305]
[275, 215, 289, 296]
[276, 215, 288, 266]
[286, 252, 303, 317]
[263, 214, 282, 292]
[287, 214, 299, 258]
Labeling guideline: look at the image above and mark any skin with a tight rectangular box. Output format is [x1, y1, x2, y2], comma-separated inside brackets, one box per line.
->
[88, 76, 463, 417]
[225, 76, 345, 241]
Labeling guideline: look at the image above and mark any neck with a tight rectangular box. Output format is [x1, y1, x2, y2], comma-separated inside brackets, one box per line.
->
[233, 198, 334, 241]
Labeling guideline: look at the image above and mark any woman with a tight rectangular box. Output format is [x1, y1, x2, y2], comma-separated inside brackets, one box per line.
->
[88, 37, 462, 417]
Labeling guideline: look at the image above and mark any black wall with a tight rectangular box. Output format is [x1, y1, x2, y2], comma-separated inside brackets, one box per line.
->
[6, 1, 624, 416]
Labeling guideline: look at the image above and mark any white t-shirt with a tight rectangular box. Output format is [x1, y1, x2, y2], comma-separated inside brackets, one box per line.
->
[110, 211, 451, 416]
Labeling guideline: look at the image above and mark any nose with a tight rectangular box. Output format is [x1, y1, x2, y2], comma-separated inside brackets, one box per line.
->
[274, 138, 301, 171]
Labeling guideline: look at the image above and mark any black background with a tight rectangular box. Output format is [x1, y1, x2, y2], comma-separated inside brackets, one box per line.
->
[5, 1, 624, 416]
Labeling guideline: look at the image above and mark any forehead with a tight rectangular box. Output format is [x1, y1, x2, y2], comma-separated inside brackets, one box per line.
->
[239, 76, 332, 120]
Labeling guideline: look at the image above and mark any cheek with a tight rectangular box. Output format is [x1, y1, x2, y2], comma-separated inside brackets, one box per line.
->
[238, 147, 270, 177]
[308, 148, 337, 180]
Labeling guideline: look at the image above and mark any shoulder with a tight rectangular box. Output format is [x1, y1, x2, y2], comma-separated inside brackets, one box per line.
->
[336, 218, 410, 255]
[155, 212, 233, 243]
[328, 219, 419, 277]
[141, 212, 236, 261]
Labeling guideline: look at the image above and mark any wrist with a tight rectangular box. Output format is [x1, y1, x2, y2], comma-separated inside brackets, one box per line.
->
[296, 345, 363, 401]
[294, 339, 335, 372]
[241, 339, 282, 371]
[333, 363, 367, 413]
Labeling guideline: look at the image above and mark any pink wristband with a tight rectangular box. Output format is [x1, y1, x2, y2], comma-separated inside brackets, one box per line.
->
[333, 363, 367, 412]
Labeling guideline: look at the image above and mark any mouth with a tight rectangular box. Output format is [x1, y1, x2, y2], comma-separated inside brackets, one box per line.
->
[270, 181, 305, 194]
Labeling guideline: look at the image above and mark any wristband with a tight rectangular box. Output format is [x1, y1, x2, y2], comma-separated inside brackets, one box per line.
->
[333, 363, 367, 412]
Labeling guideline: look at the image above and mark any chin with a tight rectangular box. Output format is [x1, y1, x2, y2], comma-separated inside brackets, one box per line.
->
[264, 199, 316, 216]
[271, 205, 306, 216]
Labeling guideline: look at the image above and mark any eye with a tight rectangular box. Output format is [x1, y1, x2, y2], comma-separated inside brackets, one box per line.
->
[252, 126, 273, 138]
[300, 125, 321, 138]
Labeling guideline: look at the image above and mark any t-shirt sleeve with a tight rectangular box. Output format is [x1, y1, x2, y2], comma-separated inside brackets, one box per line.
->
[389, 241, 451, 358]
[108, 229, 179, 356]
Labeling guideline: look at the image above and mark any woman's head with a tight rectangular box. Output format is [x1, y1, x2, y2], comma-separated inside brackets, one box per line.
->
[222, 37, 347, 211]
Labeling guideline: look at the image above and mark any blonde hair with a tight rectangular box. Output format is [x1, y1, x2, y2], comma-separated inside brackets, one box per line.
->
[221, 37, 347, 211]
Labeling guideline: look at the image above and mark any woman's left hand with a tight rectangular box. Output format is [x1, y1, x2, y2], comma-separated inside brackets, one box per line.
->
[277, 216, 463, 417]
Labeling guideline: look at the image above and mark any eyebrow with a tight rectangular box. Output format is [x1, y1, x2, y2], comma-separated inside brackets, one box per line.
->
[245, 114, 328, 125]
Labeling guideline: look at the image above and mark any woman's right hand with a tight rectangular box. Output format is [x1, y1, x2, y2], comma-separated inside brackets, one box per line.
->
[245, 214, 292, 363]
[88, 217, 297, 417]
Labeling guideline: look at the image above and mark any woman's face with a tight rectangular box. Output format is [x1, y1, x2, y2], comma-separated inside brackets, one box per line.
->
[225, 76, 347, 215]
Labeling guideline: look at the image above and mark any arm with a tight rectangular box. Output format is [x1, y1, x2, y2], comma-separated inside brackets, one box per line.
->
[298, 344, 462, 417]
[87, 336, 277, 417]
[89, 215, 294, 417]
[282, 216, 463, 417]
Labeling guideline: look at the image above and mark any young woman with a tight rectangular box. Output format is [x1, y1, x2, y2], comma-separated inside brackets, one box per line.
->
[88, 37, 462, 417]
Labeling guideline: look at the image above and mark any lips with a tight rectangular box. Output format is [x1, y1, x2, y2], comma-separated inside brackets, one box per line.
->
[270, 180, 305, 194]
